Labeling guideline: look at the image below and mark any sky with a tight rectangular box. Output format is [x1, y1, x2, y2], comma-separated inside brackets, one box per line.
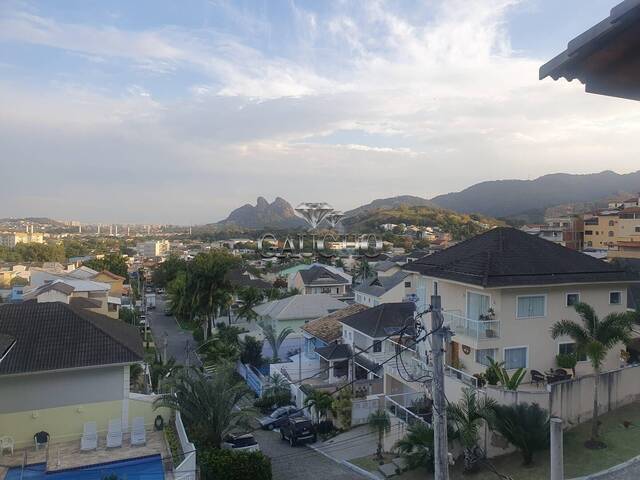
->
[1, 0, 639, 224]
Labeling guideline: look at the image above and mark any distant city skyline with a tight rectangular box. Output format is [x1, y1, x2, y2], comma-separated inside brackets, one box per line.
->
[1, 0, 639, 223]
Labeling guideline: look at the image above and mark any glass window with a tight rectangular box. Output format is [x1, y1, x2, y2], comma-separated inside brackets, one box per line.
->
[559, 342, 587, 362]
[475, 348, 497, 367]
[517, 295, 546, 318]
[504, 347, 527, 369]
[566, 293, 580, 307]
[610, 291, 622, 305]
[373, 340, 382, 353]
[404, 281, 411, 288]
[467, 292, 490, 320]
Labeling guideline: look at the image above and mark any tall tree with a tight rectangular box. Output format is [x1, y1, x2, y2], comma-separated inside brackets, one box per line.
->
[368, 409, 391, 460]
[237, 287, 264, 323]
[153, 364, 253, 448]
[394, 422, 435, 471]
[260, 323, 293, 363]
[551, 302, 633, 446]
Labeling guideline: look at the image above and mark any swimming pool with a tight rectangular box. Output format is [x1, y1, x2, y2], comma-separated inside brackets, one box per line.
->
[4, 454, 164, 480]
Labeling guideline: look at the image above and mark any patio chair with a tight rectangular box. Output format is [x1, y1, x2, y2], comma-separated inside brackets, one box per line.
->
[530, 370, 546, 388]
[0, 436, 14, 456]
[80, 422, 97, 451]
[555, 369, 572, 381]
[34, 431, 50, 450]
[106, 418, 123, 448]
[130, 417, 146, 446]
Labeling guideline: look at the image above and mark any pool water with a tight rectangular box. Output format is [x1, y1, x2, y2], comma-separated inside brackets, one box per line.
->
[5, 455, 164, 480]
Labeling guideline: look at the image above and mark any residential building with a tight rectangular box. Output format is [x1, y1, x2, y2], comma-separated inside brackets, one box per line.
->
[354, 271, 415, 306]
[137, 240, 170, 258]
[404, 227, 638, 380]
[254, 294, 347, 336]
[583, 207, 640, 257]
[0, 231, 44, 247]
[291, 265, 351, 297]
[0, 301, 165, 448]
[226, 268, 272, 291]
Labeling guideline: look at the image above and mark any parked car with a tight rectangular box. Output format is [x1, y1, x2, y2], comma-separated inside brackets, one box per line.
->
[222, 433, 260, 452]
[280, 417, 316, 447]
[257, 405, 301, 430]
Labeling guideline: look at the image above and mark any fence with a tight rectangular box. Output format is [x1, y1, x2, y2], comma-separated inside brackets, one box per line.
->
[174, 411, 197, 480]
[236, 361, 265, 397]
[351, 397, 379, 426]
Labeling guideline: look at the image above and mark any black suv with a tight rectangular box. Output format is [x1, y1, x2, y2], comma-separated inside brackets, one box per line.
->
[280, 417, 316, 447]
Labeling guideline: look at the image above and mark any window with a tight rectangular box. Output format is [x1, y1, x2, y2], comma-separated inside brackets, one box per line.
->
[373, 340, 382, 353]
[475, 348, 498, 367]
[467, 292, 490, 320]
[635, 227, 640, 233]
[516, 295, 546, 318]
[608, 231, 614, 237]
[559, 342, 587, 362]
[609, 220, 615, 227]
[321, 287, 331, 294]
[504, 347, 527, 369]
[566, 293, 580, 307]
[610, 291, 622, 305]
[404, 281, 412, 288]
[585, 230, 593, 235]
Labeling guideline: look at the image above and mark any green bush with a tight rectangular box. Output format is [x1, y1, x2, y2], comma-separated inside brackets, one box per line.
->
[199, 448, 272, 480]
[253, 392, 291, 413]
[192, 328, 204, 345]
[556, 353, 577, 376]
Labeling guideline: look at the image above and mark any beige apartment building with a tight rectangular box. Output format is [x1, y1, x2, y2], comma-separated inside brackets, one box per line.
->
[403, 228, 638, 382]
[583, 203, 640, 253]
[0, 231, 45, 247]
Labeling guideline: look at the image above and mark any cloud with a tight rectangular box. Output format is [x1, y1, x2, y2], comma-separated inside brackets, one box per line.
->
[0, 1, 639, 223]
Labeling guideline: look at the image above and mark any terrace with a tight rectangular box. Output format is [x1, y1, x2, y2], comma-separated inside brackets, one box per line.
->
[0, 428, 169, 479]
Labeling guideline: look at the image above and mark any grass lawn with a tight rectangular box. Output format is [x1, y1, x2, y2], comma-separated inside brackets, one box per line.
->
[351, 453, 396, 473]
[384, 402, 640, 480]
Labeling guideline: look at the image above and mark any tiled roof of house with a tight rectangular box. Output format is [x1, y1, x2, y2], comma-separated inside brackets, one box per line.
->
[226, 268, 272, 290]
[254, 294, 347, 321]
[0, 301, 143, 376]
[316, 343, 352, 360]
[299, 266, 349, 285]
[354, 271, 410, 297]
[66, 266, 100, 279]
[340, 302, 416, 339]
[69, 297, 104, 309]
[374, 261, 398, 272]
[301, 303, 369, 343]
[96, 270, 126, 281]
[404, 227, 639, 287]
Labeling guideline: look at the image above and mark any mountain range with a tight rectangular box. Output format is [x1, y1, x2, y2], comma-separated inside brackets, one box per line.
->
[216, 170, 640, 229]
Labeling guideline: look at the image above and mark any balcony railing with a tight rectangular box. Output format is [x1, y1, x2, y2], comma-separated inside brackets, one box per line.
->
[384, 339, 432, 382]
[443, 311, 500, 341]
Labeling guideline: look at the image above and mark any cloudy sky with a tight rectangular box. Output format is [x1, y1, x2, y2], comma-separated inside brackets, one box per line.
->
[1, 0, 639, 224]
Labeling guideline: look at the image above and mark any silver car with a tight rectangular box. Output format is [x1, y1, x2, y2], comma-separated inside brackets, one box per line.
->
[257, 405, 301, 430]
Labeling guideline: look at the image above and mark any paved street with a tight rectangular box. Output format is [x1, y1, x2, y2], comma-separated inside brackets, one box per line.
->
[253, 429, 366, 480]
[147, 296, 201, 367]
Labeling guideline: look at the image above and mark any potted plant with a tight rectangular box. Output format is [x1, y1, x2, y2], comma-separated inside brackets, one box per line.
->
[556, 353, 577, 378]
[479, 308, 497, 337]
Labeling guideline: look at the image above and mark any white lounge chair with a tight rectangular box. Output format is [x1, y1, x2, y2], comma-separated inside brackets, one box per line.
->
[106, 418, 123, 448]
[130, 417, 146, 446]
[80, 422, 97, 451]
[0, 436, 14, 456]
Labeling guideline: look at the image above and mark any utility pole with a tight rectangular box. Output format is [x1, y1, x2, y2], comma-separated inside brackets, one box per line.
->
[550, 417, 564, 480]
[431, 292, 451, 480]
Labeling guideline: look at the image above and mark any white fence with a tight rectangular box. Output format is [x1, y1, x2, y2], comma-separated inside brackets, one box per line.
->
[351, 397, 379, 426]
[174, 411, 197, 480]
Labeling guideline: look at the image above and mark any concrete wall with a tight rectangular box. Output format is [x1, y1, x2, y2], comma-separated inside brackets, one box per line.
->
[549, 364, 640, 425]
[0, 366, 126, 413]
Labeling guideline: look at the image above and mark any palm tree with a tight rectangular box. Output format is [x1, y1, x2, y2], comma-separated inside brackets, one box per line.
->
[261, 322, 294, 362]
[551, 302, 633, 445]
[153, 364, 253, 448]
[368, 409, 391, 460]
[304, 388, 333, 425]
[237, 287, 264, 323]
[492, 403, 549, 466]
[355, 258, 372, 285]
[448, 387, 497, 473]
[263, 372, 290, 397]
[394, 422, 435, 471]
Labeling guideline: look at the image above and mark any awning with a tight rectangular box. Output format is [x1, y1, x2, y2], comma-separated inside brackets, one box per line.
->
[540, 0, 640, 101]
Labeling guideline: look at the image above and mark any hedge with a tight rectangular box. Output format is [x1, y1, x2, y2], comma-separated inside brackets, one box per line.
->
[199, 448, 272, 480]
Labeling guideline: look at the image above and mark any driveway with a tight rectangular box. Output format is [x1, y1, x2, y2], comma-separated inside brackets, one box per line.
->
[253, 429, 367, 480]
[147, 296, 201, 367]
